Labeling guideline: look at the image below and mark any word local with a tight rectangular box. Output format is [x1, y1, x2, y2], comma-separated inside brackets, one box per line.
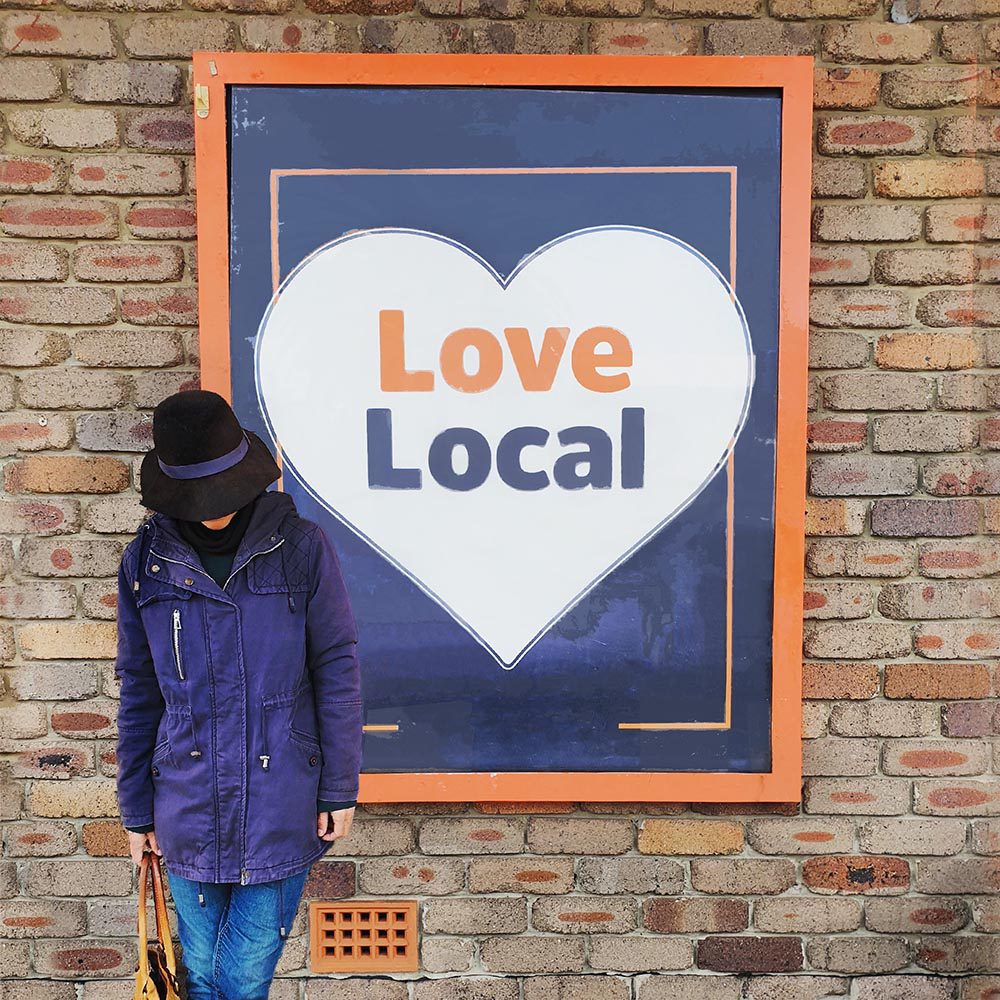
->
[367, 310, 645, 492]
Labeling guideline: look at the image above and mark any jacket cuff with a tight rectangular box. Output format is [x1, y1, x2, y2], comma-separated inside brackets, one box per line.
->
[122, 814, 154, 831]
[318, 798, 357, 813]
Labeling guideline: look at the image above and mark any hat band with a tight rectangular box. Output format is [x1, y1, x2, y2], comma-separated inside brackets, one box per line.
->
[157, 431, 249, 480]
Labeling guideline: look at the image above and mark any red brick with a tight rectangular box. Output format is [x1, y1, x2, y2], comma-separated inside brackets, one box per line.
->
[940, 22, 984, 62]
[805, 777, 910, 816]
[772, 0, 875, 12]
[644, 898, 748, 933]
[696, 936, 803, 974]
[884, 662, 992, 700]
[471, 21, 584, 53]
[0, 156, 65, 194]
[70, 156, 183, 196]
[705, 21, 814, 56]
[915, 622, 1000, 659]
[803, 856, 909, 895]
[808, 419, 867, 453]
[875, 248, 977, 286]
[818, 115, 928, 155]
[919, 540, 1000, 578]
[810, 245, 870, 285]
[927, 202, 1000, 243]
[0, 287, 115, 326]
[802, 662, 879, 700]
[943, 701, 1000, 738]
[871, 498, 979, 537]
[875, 159, 985, 199]
[802, 582, 874, 621]
[811, 288, 911, 329]
[812, 204, 920, 242]
[74, 244, 184, 283]
[7, 109, 118, 151]
[0, 242, 68, 281]
[0, 13, 115, 57]
[874, 414, 979, 453]
[812, 157, 868, 197]
[589, 21, 700, 55]
[937, 115, 1000, 155]
[883, 66, 986, 109]
[125, 199, 196, 238]
[884, 739, 990, 776]
[875, 332, 979, 371]
[0, 59, 62, 102]
[0, 198, 117, 240]
[123, 16, 237, 57]
[691, 859, 796, 895]
[807, 937, 909, 974]
[829, 701, 939, 737]
[67, 61, 183, 106]
[33, 939, 135, 978]
[924, 457, 1000, 497]
[652, 0, 760, 12]
[124, 110, 194, 153]
[360, 19, 468, 53]
[240, 17, 353, 50]
[920, 288, 1000, 329]
[813, 67, 880, 110]
[914, 781, 1000, 817]
[120, 288, 197, 326]
[823, 22, 933, 63]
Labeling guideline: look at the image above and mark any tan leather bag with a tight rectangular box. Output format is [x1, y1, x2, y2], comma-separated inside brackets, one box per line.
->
[133, 851, 182, 1000]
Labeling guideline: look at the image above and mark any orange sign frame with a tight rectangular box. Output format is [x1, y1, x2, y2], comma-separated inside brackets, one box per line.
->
[192, 53, 812, 803]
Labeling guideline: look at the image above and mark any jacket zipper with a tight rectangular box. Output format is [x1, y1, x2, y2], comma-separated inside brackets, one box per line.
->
[259, 701, 270, 770]
[223, 538, 285, 590]
[171, 608, 184, 680]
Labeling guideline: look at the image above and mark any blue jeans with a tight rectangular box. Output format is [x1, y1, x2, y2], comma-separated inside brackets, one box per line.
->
[167, 867, 309, 1000]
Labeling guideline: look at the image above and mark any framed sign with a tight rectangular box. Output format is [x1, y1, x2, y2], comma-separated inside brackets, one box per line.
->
[193, 54, 811, 802]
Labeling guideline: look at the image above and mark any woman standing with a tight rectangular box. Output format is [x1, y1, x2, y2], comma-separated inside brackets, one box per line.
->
[114, 389, 364, 999]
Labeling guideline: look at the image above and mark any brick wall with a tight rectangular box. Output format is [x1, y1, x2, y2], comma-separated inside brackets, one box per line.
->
[1, 0, 999, 997]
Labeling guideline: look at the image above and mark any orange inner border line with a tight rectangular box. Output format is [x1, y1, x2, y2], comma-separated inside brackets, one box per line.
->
[268, 164, 737, 732]
[193, 53, 811, 802]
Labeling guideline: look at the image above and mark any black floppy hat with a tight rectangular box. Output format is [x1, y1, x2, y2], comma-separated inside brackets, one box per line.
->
[140, 389, 281, 522]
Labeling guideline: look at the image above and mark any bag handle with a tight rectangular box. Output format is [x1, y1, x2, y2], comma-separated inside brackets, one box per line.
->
[136, 852, 152, 985]
[149, 851, 178, 974]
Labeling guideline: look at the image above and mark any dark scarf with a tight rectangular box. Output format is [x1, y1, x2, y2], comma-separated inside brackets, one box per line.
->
[175, 489, 266, 585]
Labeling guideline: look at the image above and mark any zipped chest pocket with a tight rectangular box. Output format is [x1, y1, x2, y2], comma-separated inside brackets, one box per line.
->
[171, 607, 185, 681]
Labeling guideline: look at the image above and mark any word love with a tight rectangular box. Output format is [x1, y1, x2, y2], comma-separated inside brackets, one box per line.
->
[369, 309, 645, 492]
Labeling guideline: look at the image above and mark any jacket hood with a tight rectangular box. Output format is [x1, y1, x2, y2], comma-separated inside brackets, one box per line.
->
[149, 488, 298, 558]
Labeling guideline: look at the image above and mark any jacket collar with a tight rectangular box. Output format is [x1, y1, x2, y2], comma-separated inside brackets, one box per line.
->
[147, 489, 297, 568]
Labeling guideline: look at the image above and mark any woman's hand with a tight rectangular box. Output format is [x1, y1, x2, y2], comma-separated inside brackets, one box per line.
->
[127, 830, 162, 866]
[317, 807, 355, 842]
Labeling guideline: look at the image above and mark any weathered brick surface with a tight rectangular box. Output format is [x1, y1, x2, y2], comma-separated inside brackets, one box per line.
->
[0, 1, 996, 994]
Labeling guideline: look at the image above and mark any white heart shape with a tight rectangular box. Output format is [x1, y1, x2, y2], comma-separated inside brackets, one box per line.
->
[255, 226, 754, 668]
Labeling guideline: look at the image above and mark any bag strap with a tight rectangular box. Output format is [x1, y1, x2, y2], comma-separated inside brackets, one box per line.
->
[149, 852, 178, 974]
[136, 852, 152, 990]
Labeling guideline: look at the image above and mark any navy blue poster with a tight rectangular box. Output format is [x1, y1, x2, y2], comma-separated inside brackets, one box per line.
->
[226, 85, 782, 776]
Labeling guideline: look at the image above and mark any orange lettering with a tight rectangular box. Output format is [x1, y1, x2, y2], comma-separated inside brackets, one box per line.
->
[440, 328, 503, 393]
[504, 327, 569, 392]
[379, 309, 433, 392]
[572, 326, 632, 393]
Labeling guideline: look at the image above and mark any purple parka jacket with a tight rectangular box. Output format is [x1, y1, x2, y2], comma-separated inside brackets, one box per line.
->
[114, 488, 363, 887]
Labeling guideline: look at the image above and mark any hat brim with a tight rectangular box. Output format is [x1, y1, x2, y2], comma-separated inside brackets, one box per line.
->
[140, 428, 282, 521]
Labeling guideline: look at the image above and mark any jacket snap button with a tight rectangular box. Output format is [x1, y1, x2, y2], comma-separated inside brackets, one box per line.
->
[184, 577, 193, 585]
[151, 564, 160, 572]
[309, 755, 318, 766]
[151, 766, 159, 776]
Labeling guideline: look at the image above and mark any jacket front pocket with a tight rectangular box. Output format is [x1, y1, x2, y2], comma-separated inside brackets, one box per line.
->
[171, 607, 184, 680]
[151, 736, 172, 766]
